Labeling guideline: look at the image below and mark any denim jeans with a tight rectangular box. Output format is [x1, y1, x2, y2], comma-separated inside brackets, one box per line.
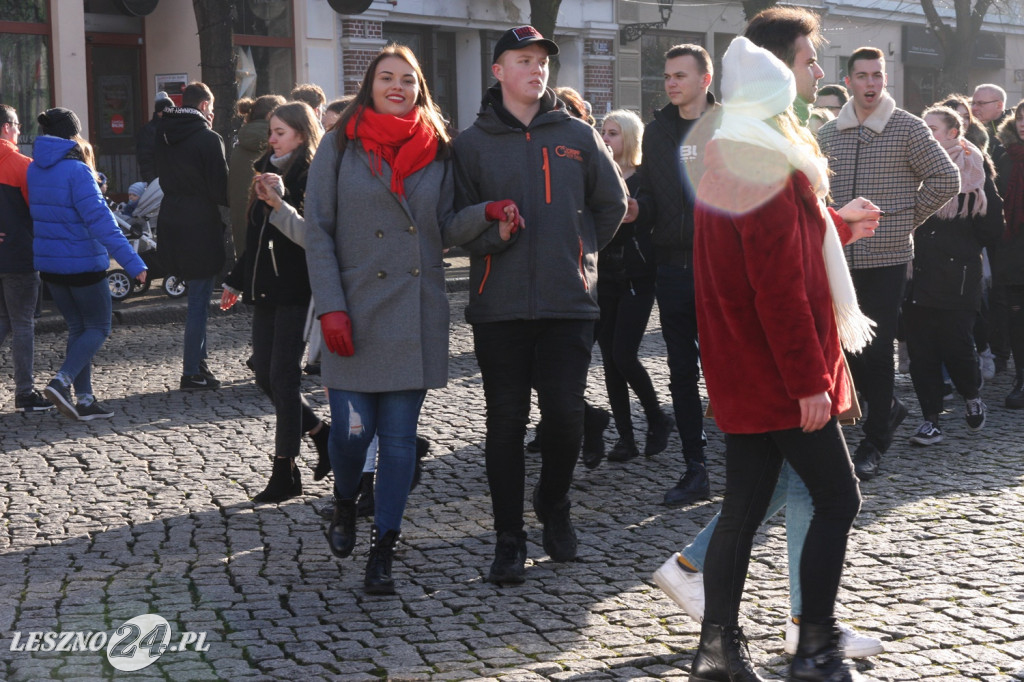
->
[703, 420, 861, 626]
[327, 388, 425, 534]
[0, 272, 41, 395]
[473, 319, 593, 534]
[251, 304, 320, 460]
[846, 265, 907, 452]
[655, 264, 707, 464]
[46, 278, 112, 397]
[682, 462, 813, 616]
[183, 276, 216, 375]
[597, 275, 660, 439]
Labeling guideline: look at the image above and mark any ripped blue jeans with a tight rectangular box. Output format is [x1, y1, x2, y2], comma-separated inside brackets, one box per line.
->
[327, 388, 426, 534]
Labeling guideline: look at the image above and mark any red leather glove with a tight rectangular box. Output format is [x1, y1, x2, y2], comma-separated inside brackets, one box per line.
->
[485, 199, 522, 227]
[320, 311, 354, 357]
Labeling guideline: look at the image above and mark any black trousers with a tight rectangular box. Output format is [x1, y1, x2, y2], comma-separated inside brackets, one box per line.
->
[251, 303, 320, 460]
[703, 419, 861, 626]
[1004, 285, 1024, 370]
[846, 265, 907, 452]
[473, 318, 594, 535]
[904, 303, 980, 419]
[597, 276, 660, 439]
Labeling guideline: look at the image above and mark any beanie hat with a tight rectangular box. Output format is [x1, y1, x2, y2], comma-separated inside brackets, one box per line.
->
[720, 37, 795, 121]
[128, 181, 147, 197]
[154, 91, 174, 114]
[37, 107, 82, 139]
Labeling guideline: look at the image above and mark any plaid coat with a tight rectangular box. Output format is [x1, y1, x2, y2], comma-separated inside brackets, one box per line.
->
[818, 94, 960, 270]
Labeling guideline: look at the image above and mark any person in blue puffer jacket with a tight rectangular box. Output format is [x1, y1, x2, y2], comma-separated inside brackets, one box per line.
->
[28, 107, 147, 421]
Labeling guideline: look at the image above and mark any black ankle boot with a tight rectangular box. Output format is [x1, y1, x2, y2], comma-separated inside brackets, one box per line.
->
[582, 403, 610, 467]
[690, 622, 766, 682]
[310, 422, 331, 481]
[364, 524, 399, 595]
[1006, 371, 1024, 409]
[327, 498, 357, 558]
[789, 619, 859, 682]
[355, 472, 375, 517]
[253, 458, 302, 503]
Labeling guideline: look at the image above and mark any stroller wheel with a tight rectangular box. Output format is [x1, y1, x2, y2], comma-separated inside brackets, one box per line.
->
[134, 278, 152, 295]
[108, 270, 133, 301]
[164, 275, 187, 298]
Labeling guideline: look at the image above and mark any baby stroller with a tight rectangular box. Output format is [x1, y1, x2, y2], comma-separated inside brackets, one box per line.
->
[108, 179, 188, 301]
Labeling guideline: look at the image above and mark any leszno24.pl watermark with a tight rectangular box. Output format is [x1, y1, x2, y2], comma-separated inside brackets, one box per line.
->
[9, 614, 209, 672]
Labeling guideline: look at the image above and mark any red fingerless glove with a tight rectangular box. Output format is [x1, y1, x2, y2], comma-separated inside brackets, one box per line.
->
[320, 311, 354, 357]
[485, 199, 517, 222]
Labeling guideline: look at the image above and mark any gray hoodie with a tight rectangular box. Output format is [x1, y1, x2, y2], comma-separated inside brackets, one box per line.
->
[453, 86, 628, 324]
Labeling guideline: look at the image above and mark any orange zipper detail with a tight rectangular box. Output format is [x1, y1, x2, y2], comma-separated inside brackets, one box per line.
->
[542, 147, 551, 204]
[478, 254, 491, 294]
[578, 237, 588, 291]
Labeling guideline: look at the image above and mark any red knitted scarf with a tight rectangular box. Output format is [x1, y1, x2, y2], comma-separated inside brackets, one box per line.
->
[1003, 143, 1024, 239]
[346, 106, 437, 198]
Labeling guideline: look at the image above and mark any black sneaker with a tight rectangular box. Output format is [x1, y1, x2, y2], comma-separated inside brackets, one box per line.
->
[607, 437, 639, 462]
[1006, 373, 1024, 409]
[15, 390, 53, 413]
[76, 401, 114, 421]
[581, 405, 610, 467]
[487, 531, 527, 584]
[180, 373, 221, 391]
[532, 486, 578, 562]
[852, 440, 881, 481]
[644, 409, 675, 456]
[965, 397, 986, 431]
[44, 378, 78, 420]
[198, 360, 217, 381]
[662, 465, 711, 507]
[909, 421, 943, 446]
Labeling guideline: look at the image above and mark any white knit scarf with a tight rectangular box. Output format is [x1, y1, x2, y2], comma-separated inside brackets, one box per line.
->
[713, 112, 875, 353]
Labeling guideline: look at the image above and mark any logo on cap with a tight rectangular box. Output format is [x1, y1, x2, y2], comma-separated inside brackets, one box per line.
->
[512, 26, 542, 42]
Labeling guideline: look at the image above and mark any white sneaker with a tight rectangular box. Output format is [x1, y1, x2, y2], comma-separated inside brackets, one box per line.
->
[979, 349, 996, 381]
[784, 617, 884, 658]
[652, 553, 704, 623]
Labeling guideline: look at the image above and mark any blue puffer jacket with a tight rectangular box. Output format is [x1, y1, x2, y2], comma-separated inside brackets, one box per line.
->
[28, 136, 145, 277]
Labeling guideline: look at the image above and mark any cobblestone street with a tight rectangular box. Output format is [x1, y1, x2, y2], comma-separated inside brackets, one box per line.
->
[1, 290, 1022, 681]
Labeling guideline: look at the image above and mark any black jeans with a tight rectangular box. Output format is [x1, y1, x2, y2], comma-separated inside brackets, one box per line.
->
[703, 419, 861, 626]
[1004, 284, 1024, 370]
[846, 265, 907, 452]
[655, 264, 707, 463]
[473, 318, 593, 535]
[597, 276, 660, 439]
[904, 303, 980, 419]
[251, 303, 320, 460]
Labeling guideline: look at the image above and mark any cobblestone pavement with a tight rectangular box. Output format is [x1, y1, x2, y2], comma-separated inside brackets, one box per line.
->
[1, 290, 1023, 681]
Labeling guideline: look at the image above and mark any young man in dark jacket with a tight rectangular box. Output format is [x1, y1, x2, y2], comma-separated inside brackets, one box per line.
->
[0, 104, 52, 412]
[453, 26, 628, 584]
[155, 82, 229, 390]
[635, 44, 722, 508]
[136, 91, 174, 183]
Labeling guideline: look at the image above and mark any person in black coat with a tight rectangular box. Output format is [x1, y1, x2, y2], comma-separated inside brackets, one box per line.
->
[222, 102, 330, 503]
[596, 110, 673, 463]
[155, 82, 229, 390]
[136, 92, 174, 183]
[904, 106, 1004, 445]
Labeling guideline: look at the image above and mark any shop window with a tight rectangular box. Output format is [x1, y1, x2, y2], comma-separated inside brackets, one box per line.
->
[233, 0, 294, 99]
[383, 24, 457, 128]
[0, 0, 51, 143]
[641, 31, 704, 121]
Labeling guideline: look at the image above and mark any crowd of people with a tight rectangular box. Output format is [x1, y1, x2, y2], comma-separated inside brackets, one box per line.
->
[2, 7, 1023, 678]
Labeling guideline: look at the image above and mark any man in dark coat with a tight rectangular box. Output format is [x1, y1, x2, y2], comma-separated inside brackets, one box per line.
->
[136, 91, 174, 183]
[155, 81, 229, 390]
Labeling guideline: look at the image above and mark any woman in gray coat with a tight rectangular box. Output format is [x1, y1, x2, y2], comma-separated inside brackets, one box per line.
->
[304, 45, 520, 595]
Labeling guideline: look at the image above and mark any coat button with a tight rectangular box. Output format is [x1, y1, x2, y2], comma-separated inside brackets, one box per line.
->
[407, 225, 416, 234]
[410, 268, 420, 276]
[377, 271, 387, 279]
[376, 230, 384, 238]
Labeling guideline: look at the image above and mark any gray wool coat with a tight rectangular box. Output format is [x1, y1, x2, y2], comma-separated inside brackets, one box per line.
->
[304, 130, 492, 392]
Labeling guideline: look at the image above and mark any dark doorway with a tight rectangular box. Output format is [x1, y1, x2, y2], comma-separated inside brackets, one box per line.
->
[86, 36, 144, 199]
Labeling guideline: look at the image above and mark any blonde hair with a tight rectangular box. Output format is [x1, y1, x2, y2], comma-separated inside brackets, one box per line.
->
[602, 109, 643, 168]
[774, 109, 823, 161]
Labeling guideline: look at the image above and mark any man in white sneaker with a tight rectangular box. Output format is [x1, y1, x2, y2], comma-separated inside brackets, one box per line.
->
[654, 6, 886, 661]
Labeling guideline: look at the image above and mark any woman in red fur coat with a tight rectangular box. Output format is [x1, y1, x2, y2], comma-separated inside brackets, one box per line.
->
[687, 38, 879, 681]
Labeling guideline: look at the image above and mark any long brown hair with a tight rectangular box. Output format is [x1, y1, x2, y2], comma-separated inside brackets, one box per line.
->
[270, 101, 323, 166]
[336, 44, 451, 159]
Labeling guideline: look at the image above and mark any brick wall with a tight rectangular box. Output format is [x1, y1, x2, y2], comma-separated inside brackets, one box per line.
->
[341, 19, 383, 39]
[584, 63, 614, 117]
